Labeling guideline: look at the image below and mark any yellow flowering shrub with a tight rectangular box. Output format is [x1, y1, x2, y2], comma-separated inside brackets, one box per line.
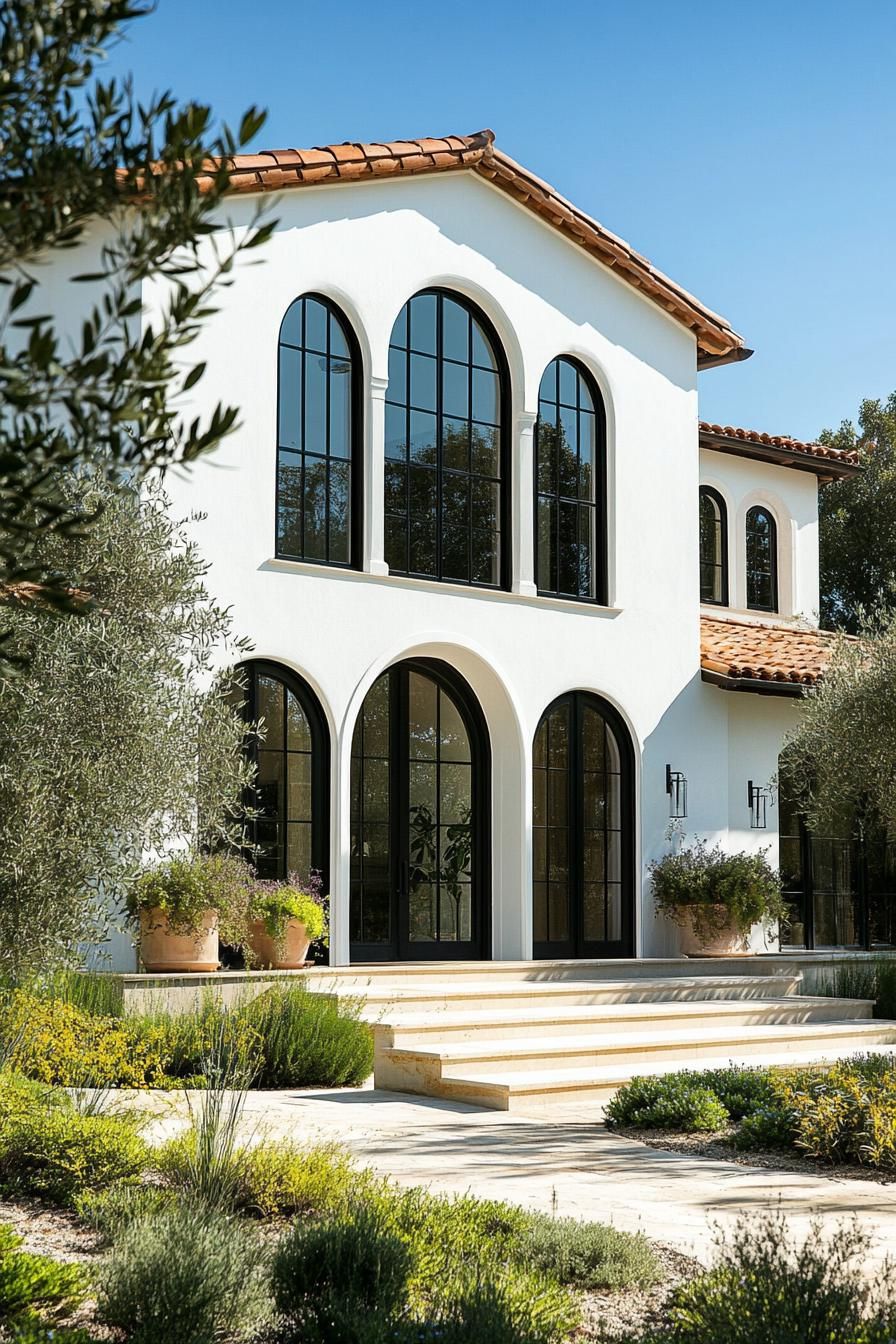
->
[1, 992, 166, 1088]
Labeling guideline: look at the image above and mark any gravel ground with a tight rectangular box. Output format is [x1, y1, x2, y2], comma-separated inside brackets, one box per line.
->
[614, 1126, 896, 1184]
[578, 1242, 700, 1341]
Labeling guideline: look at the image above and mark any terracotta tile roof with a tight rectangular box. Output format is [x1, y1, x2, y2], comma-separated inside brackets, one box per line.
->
[200, 129, 745, 367]
[700, 614, 846, 692]
[699, 422, 861, 480]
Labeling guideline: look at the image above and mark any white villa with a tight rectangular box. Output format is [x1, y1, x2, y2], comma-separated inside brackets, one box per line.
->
[78, 129, 871, 971]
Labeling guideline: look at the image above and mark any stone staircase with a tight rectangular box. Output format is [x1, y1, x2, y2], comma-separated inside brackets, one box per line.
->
[307, 961, 896, 1111]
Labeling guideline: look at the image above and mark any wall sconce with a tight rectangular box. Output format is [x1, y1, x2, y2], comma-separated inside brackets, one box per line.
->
[665, 764, 688, 820]
[748, 780, 770, 829]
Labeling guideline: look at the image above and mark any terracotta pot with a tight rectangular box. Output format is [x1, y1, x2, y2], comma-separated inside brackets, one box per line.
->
[247, 917, 311, 970]
[677, 904, 751, 958]
[138, 906, 219, 973]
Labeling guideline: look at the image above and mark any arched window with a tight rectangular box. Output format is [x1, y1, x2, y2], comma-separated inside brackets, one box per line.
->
[699, 486, 728, 605]
[237, 660, 329, 882]
[276, 294, 360, 567]
[745, 506, 778, 611]
[384, 290, 508, 588]
[350, 659, 490, 961]
[535, 358, 606, 602]
[532, 691, 635, 958]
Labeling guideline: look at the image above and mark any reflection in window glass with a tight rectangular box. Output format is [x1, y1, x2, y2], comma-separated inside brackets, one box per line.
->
[699, 487, 727, 604]
[276, 295, 358, 567]
[535, 358, 604, 601]
[385, 292, 504, 588]
[746, 506, 777, 611]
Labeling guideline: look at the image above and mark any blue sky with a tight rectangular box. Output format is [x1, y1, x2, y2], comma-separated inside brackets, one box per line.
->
[106, 0, 895, 440]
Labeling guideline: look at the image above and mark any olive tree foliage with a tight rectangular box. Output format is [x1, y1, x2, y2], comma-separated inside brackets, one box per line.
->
[0, 0, 274, 657]
[0, 475, 256, 977]
[781, 613, 896, 836]
[819, 393, 896, 632]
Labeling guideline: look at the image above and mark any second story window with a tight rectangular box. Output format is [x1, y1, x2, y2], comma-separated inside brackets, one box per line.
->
[276, 294, 360, 567]
[746, 505, 778, 611]
[699, 486, 728, 605]
[384, 290, 508, 589]
[535, 357, 606, 603]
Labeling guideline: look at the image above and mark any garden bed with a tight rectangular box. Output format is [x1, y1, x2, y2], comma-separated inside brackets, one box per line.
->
[604, 1055, 896, 1180]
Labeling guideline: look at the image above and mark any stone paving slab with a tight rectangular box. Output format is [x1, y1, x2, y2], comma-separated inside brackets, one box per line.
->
[230, 1083, 896, 1271]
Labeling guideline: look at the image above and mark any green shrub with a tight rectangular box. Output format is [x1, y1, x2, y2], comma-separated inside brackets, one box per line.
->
[657, 1214, 896, 1343]
[234, 1139, 366, 1218]
[73, 1183, 178, 1242]
[2, 1325, 98, 1343]
[0, 991, 165, 1088]
[0, 1105, 148, 1206]
[128, 851, 254, 945]
[37, 971, 124, 1018]
[604, 1074, 729, 1132]
[733, 1102, 796, 1152]
[412, 1270, 580, 1344]
[250, 878, 326, 945]
[650, 840, 786, 939]
[242, 985, 373, 1088]
[136, 997, 263, 1082]
[96, 1203, 271, 1344]
[0, 1223, 86, 1322]
[816, 956, 896, 1020]
[694, 1065, 777, 1121]
[271, 1204, 412, 1343]
[518, 1210, 661, 1290]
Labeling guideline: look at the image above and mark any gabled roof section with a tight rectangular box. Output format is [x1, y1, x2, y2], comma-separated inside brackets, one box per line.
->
[700, 614, 849, 695]
[700, 422, 861, 482]
[207, 129, 746, 367]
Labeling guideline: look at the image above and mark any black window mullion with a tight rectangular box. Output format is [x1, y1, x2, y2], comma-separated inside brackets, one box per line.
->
[324, 310, 331, 564]
[435, 293, 444, 582]
[299, 300, 307, 560]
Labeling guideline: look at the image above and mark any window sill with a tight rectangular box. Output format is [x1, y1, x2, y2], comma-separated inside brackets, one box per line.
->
[261, 558, 622, 618]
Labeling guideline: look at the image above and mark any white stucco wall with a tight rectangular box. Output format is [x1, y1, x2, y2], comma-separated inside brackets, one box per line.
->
[34, 171, 813, 966]
[699, 448, 820, 622]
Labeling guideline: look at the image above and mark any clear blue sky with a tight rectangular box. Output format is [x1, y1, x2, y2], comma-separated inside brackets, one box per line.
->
[106, 0, 895, 440]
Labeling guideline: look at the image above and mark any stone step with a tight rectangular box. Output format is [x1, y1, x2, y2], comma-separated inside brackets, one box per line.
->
[374, 1018, 896, 1110]
[323, 973, 804, 1015]
[373, 995, 871, 1045]
[306, 958, 807, 987]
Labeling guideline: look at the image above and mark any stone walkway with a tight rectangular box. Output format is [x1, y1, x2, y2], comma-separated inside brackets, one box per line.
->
[227, 1083, 896, 1270]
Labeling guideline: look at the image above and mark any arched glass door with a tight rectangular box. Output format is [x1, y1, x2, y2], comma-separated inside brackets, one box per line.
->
[350, 660, 489, 961]
[532, 691, 634, 958]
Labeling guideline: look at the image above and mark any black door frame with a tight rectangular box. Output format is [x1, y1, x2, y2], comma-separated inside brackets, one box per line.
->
[533, 690, 636, 960]
[350, 657, 492, 962]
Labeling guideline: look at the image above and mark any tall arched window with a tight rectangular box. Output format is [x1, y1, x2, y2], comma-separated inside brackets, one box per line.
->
[276, 294, 360, 567]
[699, 486, 728, 605]
[237, 660, 330, 883]
[532, 691, 635, 958]
[535, 358, 606, 602]
[384, 290, 508, 588]
[350, 659, 490, 961]
[745, 505, 778, 611]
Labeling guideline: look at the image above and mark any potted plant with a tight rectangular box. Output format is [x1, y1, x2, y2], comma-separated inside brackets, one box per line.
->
[129, 852, 253, 973]
[651, 840, 787, 957]
[246, 873, 326, 970]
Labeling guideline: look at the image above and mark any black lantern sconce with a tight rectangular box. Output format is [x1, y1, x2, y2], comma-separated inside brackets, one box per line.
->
[748, 780, 770, 829]
[666, 764, 688, 820]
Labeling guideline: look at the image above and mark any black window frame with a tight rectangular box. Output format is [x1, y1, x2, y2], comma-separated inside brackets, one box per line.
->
[698, 485, 728, 606]
[384, 288, 511, 591]
[745, 504, 778, 612]
[534, 356, 608, 605]
[275, 293, 363, 569]
[237, 659, 330, 886]
[350, 657, 491, 963]
[532, 690, 635, 960]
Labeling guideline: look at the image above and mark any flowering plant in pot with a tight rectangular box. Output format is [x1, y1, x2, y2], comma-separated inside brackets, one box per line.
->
[650, 840, 787, 956]
[246, 871, 327, 970]
[129, 852, 254, 973]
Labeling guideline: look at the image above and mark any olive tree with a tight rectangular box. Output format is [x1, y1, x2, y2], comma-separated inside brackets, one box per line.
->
[0, 0, 273, 656]
[0, 475, 254, 976]
[781, 612, 896, 835]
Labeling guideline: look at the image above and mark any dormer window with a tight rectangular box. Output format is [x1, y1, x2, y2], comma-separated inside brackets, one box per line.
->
[699, 486, 728, 605]
[746, 505, 778, 612]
